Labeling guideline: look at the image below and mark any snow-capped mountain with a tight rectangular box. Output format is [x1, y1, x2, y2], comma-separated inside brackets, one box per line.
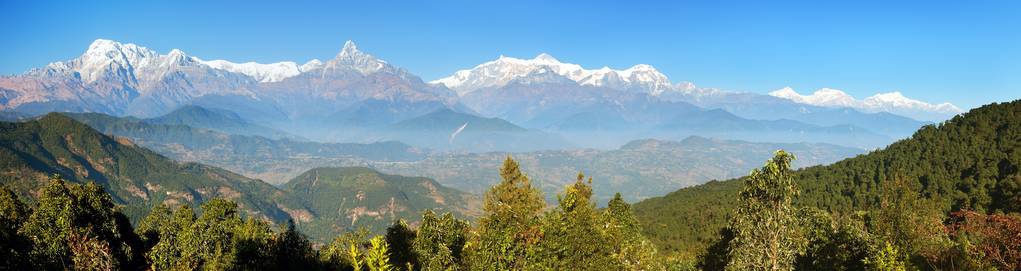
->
[0, 38, 951, 149]
[431, 53, 683, 96]
[0, 39, 457, 120]
[198, 59, 313, 83]
[1, 39, 256, 116]
[769, 87, 963, 121]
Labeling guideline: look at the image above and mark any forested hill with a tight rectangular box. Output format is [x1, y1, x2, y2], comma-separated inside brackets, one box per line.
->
[634, 99, 1021, 257]
[283, 167, 481, 242]
[0, 113, 309, 221]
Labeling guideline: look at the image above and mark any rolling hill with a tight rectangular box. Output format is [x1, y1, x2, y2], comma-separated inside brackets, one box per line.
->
[282, 167, 481, 242]
[633, 99, 1021, 257]
[0, 113, 310, 222]
[145, 105, 296, 139]
[0, 114, 481, 243]
[62, 112, 426, 183]
[372, 136, 863, 204]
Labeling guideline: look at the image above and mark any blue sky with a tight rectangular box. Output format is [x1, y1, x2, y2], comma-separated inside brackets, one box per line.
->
[2, 0, 1018, 109]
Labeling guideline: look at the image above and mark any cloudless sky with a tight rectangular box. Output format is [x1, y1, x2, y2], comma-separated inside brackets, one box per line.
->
[1, 0, 1018, 109]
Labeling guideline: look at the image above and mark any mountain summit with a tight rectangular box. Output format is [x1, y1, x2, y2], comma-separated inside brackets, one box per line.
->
[431, 53, 681, 96]
[769, 87, 963, 120]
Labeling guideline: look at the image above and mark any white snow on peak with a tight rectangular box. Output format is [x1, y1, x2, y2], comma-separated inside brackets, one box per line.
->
[769, 87, 857, 108]
[197, 59, 310, 83]
[31, 39, 325, 84]
[300, 59, 324, 71]
[34, 39, 208, 83]
[862, 91, 963, 115]
[327, 40, 389, 75]
[769, 87, 963, 120]
[430, 53, 679, 96]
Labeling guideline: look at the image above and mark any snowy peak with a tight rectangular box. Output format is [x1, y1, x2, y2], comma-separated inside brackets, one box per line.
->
[532, 53, 561, 63]
[26, 39, 406, 84]
[862, 92, 962, 115]
[326, 40, 391, 75]
[301, 59, 323, 71]
[769, 87, 963, 121]
[339, 40, 360, 57]
[769, 87, 857, 108]
[32, 39, 200, 84]
[431, 53, 678, 96]
[198, 59, 309, 83]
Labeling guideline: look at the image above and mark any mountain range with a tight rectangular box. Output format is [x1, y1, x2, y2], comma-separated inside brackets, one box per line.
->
[0, 113, 478, 242]
[60, 110, 426, 183]
[0, 39, 962, 150]
[43, 108, 861, 200]
[371, 136, 863, 204]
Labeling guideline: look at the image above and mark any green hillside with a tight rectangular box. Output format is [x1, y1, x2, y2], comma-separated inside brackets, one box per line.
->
[145, 105, 296, 139]
[63, 112, 425, 183]
[0, 113, 309, 222]
[634, 100, 1021, 258]
[282, 167, 480, 242]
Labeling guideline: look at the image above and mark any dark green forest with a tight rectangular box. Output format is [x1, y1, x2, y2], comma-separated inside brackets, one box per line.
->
[2, 100, 1021, 270]
[636, 100, 1021, 270]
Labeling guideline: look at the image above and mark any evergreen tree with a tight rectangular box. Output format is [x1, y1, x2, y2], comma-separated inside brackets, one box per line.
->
[147, 205, 195, 270]
[793, 209, 873, 271]
[384, 220, 416, 269]
[20, 177, 142, 270]
[727, 151, 802, 271]
[0, 185, 32, 269]
[321, 228, 371, 270]
[533, 174, 619, 270]
[176, 198, 244, 270]
[136, 204, 172, 252]
[864, 242, 908, 271]
[468, 156, 545, 270]
[264, 219, 317, 270]
[235, 217, 275, 270]
[413, 210, 469, 271]
[603, 192, 662, 270]
[868, 176, 952, 268]
[697, 227, 734, 271]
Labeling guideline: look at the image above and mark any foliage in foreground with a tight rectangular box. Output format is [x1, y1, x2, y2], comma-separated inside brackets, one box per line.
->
[0, 157, 661, 270]
[2, 152, 1020, 270]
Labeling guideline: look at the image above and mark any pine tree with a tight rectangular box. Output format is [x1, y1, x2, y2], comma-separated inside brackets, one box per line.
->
[603, 192, 662, 270]
[469, 156, 546, 270]
[533, 173, 620, 270]
[263, 219, 316, 270]
[726, 150, 802, 271]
